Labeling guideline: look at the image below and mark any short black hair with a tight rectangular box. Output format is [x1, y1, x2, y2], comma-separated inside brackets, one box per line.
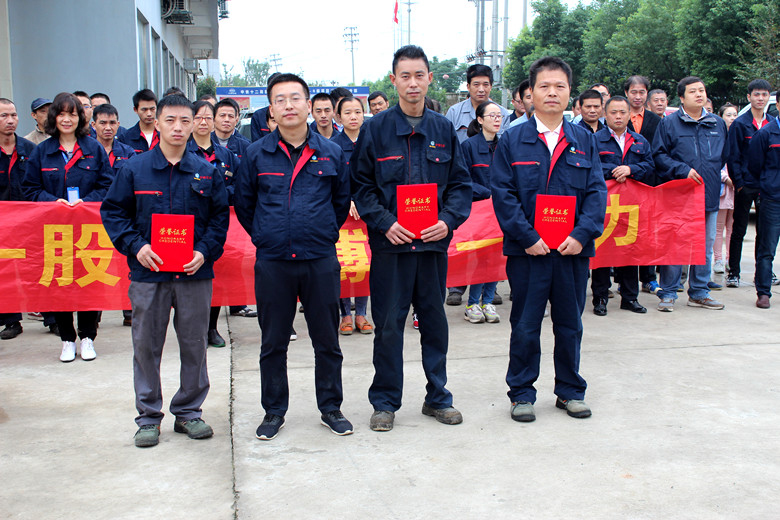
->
[467, 64, 493, 85]
[312, 92, 335, 109]
[529, 56, 572, 89]
[368, 91, 388, 103]
[267, 73, 310, 101]
[193, 99, 216, 117]
[337, 96, 364, 115]
[72, 90, 89, 100]
[132, 89, 157, 109]
[330, 87, 352, 102]
[623, 75, 650, 93]
[424, 96, 441, 113]
[265, 107, 274, 123]
[156, 94, 194, 117]
[572, 95, 580, 108]
[747, 79, 772, 95]
[604, 95, 630, 111]
[467, 100, 501, 137]
[90, 92, 110, 104]
[579, 89, 603, 104]
[45, 92, 89, 138]
[92, 103, 119, 121]
[518, 79, 531, 98]
[0, 97, 14, 107]
[267, 72, 282, 86]
[214, 97, 240, 117]
[392, 45, 429, 75]
[589, 82, 609, 93]
[164, 86, 186, 98]
[677, 76, 705, 99]
[198, 94, 217, 103]
[718, 102, 737, 117]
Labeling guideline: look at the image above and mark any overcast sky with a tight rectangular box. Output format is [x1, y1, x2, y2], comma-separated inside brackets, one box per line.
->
[217, 0, 537, 86]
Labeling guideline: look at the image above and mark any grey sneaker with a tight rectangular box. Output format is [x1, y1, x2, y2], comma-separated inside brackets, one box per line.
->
[369, 410, 395, 432]
[481, 303, 500, 323]
[421, 403, 463, 425]
[657, 298, 675, 312]
[446, 292, 462, 306]
[173, 418, 214, 439]
[510, 401, 536, 422]
[134, 424, 160, 448]
[687, 297, 724, 310]
[464, 304, 485, 323]
[556, 397, 591, 418]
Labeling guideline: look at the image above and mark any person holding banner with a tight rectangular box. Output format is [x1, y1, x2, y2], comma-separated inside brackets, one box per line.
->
[652, 76, 729, 312]
[351, 45, 472, 432]
[234, 73, 353, 441]
[101, 94, 229, 448]
[490, 57, 607, 423]
[23, 92, 113, 362]
[591, 95, 655, 316]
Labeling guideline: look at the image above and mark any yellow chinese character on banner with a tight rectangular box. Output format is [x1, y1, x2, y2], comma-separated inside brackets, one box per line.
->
[39, 224, 73, 287]
[74, 224, 121, 287]
[336, 228, 370, 283]
[595, 194, 640, 248]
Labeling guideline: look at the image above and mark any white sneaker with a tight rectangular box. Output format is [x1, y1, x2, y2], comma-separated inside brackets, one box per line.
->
[713, 260, 724, 274]
[60, 341, 77, 362]
[464, 304, 485, 323]
[481, 303, 500, 323]
[80, 337, 96, 361]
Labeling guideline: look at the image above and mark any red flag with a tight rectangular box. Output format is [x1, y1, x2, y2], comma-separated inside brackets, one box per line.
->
[394, 0, 399, 23]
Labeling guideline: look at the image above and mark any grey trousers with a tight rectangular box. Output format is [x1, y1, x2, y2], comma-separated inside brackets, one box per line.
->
[129, 279, 212, 426]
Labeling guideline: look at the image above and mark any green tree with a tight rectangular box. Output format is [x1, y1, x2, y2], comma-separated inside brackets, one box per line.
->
[196, 75, 216, 99]
[504, 27, 540, 90]
[221, 64, 247, 86]
[242, 58, 271, 86]
[735, 2, 780, 91]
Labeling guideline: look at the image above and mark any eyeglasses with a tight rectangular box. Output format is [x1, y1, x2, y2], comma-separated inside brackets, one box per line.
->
[272, 95, 307, 107]
[194, 116, 213, 122]
[483, 113, 503, 120]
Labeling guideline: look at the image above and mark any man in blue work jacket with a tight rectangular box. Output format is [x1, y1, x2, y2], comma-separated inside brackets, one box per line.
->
[748, 110, 780, 309]
[491, 56, 607, 423]
[351, 45, 472, 432]
[0, 98, 34, 340]
[119, 89, 159, 154]
[591, 95, 655, 316]
[212, 97, 251, 161]
[234, 73, 353, 441]
[101, 95, 229, 448]
[652, 76, 729, 312]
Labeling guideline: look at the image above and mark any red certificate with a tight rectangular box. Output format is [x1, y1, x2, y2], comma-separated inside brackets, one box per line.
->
[151, 214, 195, 272]
[534, 194, 576, 249]
[397, 183, 438, 238]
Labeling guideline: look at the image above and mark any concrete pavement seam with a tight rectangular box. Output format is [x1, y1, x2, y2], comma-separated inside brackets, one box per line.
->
[225, 312, 240, 520]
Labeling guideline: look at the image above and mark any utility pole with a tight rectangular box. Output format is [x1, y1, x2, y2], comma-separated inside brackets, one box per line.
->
[501, 0, 509, 106]
[343, 26, 359, 85]
[268, 53, 282, 73]
[404, 0, 415, 45]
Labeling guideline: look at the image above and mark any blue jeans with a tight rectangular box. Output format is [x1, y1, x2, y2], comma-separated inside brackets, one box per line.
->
[755, 197, 780, 297]
[467, 282, 497, 305]
[658, 210, 718, 301]
[340, 296, 368, 317]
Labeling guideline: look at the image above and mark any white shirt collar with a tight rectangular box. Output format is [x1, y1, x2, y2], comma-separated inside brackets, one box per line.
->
[533, 116, 563, 156]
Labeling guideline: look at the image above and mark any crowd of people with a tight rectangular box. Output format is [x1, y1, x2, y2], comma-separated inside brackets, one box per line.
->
[1, 44, 776, 448]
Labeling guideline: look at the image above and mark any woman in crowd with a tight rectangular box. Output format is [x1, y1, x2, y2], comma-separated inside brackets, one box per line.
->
[332, 97, 372, 335]
[23, 92, 113, 362]
[713, 103, 738, 275]
[460, 101, 503, 324]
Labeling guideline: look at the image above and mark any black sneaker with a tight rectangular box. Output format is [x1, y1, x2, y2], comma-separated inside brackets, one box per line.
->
[255, 414, 285, 440]
[726, 274, 739, 288]
[0, 322, 23, 340]
[320, 410, 354, 435]
[208, 328, 226, 348]
[445, 291, 462, 306]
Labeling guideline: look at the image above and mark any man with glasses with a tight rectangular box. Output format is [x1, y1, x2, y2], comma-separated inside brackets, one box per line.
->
[234, 73, 353, 441]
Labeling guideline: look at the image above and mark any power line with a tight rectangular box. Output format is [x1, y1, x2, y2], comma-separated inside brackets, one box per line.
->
[343, 26, 359, 85]
[268, 53, 282, 72]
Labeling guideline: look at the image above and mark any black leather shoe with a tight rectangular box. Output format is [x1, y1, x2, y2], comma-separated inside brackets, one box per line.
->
[593, 298, 608, 316]
[208, 329, 226, 348]
[0, 322, 22, 340]
[620, 299, 647, 313]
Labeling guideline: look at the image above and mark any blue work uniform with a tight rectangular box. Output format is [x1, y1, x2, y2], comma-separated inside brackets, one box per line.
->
[234, 128, 350, 417]
[107, 139, 136, 171]
[187, 137, 240, 205]
[119, 122, 159, 154]
[351, 104, 472, 412]
[211, 130, 250, 162]
[310, 120, 341, 141]
[250, 107, 270, 142]
[490, 116, 607, 404]
[591, 127, 655, 305]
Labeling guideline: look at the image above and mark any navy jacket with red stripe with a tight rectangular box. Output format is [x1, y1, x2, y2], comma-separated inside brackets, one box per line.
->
[728, 110, 769, 190]
[461, 131, 496, 201]
[0, 134, 35, 201]
[490, 116, 607, 257]
[594, 127, 655, 184]
[23, 135, 113, 202]
[119, 122, 158, 154]
[233, 128, 350, 261]
[100, 146, 229, 282]
[748, 118, 780, 202]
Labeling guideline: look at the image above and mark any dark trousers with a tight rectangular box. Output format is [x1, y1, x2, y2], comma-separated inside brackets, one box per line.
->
[54, 311, 98, 342]
[129, 279, 212, 427]
[729, 186, 761, 277]
[0, 313, 22, 326]
[506, 254, 588, 404]
[591, 266, 639, 303]
[639, 265, 655, 284]
[368, 251, 452, 412]
[254, 256, 343, 416]
[755, 197, 780, 297]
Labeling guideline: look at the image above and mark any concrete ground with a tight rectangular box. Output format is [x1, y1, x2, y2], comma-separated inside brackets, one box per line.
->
[2, 231, 779, 520]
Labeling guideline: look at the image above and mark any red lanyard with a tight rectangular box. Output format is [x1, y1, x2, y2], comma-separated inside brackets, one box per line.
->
[62, 142, 84, 172]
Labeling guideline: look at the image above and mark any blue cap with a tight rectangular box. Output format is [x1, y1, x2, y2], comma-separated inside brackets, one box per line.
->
[31, 98, 51, 112]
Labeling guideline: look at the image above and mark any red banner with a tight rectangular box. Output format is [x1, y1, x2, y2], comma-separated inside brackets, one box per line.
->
[0, 181, 703, 312]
